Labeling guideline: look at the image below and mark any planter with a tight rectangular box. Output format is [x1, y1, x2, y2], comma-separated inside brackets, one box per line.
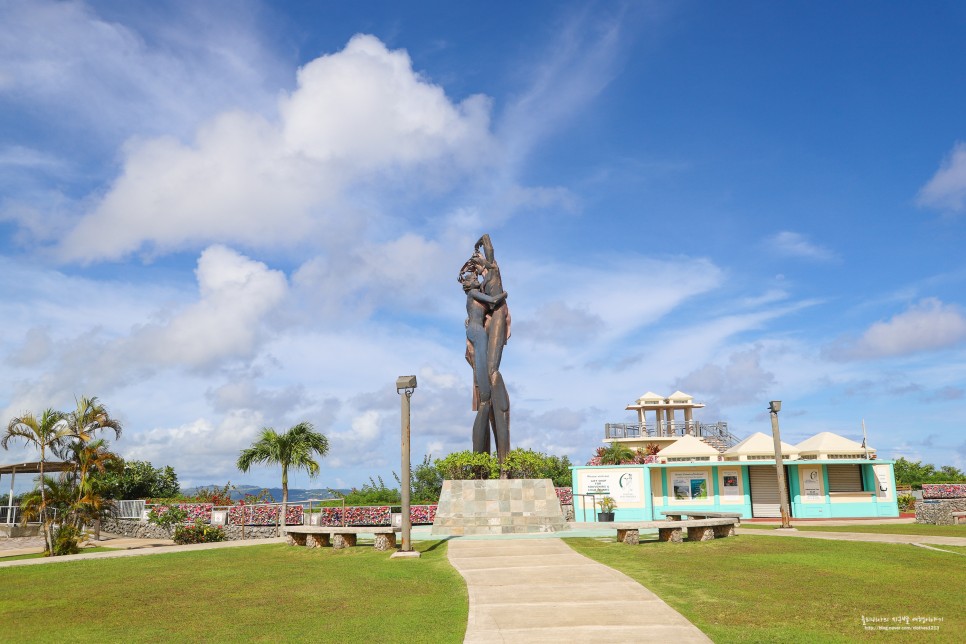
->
[598, 512, 615, 522]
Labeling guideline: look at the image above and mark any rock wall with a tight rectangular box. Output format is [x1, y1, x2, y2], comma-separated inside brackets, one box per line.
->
[102, 518, 279, 540]
[916, 498, 966, 525]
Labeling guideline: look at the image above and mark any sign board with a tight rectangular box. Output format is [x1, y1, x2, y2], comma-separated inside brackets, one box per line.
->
[801, 466, 822, 502]
[873, 464, 892, 500]
[721, 469, 740, 497]
[670, 470, 709, 501]
[581, 469, 641, 504]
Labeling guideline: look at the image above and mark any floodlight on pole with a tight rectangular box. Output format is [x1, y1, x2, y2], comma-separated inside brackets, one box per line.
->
[768, 401, 792, 529]
[393, 375, 421, 558]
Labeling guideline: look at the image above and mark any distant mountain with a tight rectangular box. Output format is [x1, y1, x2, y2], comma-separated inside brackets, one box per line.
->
[181, 484, 352, 502]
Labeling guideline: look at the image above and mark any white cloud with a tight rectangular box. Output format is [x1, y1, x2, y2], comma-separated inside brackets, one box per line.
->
[917, 141, 966, 213]
[829, 298, 966, 360]
[767, 231, 837, 262]
[58, 34, 495, 263]
[674, 346, 776, 406]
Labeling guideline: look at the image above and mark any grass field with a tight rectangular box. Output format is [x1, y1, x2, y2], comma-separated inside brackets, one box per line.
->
[0, 541, 466, 643]
[741, 523, 966, 537]
[567, 535, 964, 643]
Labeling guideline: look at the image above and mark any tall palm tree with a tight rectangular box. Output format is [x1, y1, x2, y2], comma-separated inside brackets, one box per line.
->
[3, 409, 71, 553]
[236, 422, 329, 535]
[64, 437, 120, 540]
[63, 396, 122, 444]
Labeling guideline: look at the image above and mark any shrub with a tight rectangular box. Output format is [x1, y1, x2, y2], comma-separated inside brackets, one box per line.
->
[173, 520, 226, 545]
[897, 494, 916, 512]
[52, 524, 83, 556]
[147, 504, 189, 533]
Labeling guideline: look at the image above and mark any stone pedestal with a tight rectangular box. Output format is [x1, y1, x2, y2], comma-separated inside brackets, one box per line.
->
[332, 533, 357, 549]
[431, 479, 568, 536]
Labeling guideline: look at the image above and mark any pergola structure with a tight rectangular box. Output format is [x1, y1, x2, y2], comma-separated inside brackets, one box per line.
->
[625, 391, 706, 436]
[1, 461, 72, 524]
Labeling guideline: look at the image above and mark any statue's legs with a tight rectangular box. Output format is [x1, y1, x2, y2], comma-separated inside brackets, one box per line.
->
[490, 371, 510, 471]
[473, 401, 492, 453]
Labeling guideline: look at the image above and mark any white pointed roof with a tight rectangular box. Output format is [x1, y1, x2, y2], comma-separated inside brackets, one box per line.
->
[667, 390, 693, 403]
[658, 435, 720, 457]
[724, 432, 799, 457]
[796, 432, 871, 454]
[636, 391, 664, 404]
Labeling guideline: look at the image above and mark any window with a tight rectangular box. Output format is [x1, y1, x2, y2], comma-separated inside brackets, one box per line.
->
[827, 465, 864, 492]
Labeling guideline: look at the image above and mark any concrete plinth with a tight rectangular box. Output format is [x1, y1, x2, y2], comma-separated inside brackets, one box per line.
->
[431, 479, 568, 536]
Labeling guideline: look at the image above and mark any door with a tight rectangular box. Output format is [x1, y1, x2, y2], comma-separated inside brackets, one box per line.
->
[749, 466, 781, 518]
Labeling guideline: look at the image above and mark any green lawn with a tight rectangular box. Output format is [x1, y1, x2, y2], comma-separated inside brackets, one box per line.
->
[567, 536, 964, 643]
[740, 523, 966, 537]
[0, 546, 118, 562]
[0, 541, 466, 643]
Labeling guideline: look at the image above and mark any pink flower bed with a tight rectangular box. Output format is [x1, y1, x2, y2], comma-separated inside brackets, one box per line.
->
[922, 484, 966, 499]
[151, 503, 213, 523]
[555, 488, 573, 505]
[314, 505, 437, 526]
[227, 504, 304, 525]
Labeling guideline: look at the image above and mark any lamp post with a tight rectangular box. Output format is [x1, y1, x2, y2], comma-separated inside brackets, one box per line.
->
[769, 401, 792, 529]
[393, 375, 420, 558]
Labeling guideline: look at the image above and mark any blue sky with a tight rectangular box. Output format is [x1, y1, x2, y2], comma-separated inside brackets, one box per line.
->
[1, 1, 965, 491]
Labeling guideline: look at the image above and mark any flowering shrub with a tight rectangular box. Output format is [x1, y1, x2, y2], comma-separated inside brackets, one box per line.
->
[313, 505, 437, 526]
[922, 484, 966, 499]
[174, 521, 226, 544]
[227, 504, 303, 525]
[555, 488, 573, 505]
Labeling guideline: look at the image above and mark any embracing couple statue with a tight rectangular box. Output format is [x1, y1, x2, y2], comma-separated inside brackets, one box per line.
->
[459, 234, 511, 473]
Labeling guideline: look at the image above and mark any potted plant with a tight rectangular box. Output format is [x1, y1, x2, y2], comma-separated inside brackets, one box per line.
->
[597, 496, 616, 522]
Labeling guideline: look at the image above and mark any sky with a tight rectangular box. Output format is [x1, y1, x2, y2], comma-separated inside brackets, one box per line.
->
[1, 0, 965, 492]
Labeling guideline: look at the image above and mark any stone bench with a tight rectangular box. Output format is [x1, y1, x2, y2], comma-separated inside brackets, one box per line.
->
[285, 526, 401, 551]
[576, 519, 738, 544]
[953, 512, 966, 525]
[660, 511, 743, 525]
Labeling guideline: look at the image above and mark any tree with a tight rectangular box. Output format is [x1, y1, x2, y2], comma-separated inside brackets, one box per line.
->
[62, 396, 122, 444]
[599, 442, 634, 465]
[101, 460, 181, 499]
[3, 408, 72, 554]
[236, 422, 329, 535]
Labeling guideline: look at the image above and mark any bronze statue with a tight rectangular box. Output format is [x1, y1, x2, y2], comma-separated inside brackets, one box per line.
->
[459, 234, 511, 472]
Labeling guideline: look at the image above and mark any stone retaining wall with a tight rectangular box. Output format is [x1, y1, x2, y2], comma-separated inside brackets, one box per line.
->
[915, 498, 966, 525]
[102, 518, 279, 540]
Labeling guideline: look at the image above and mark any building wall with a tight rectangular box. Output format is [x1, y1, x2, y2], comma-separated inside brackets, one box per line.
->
[572, 460, 899, 520]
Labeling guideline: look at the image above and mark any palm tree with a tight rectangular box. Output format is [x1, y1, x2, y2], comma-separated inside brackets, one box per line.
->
[3, 409, 71, 553]
[599, 442, 635, 465]
[63, 437, 120, 540]
[63, 396, 122, 444]
[236, 422, 329, 535]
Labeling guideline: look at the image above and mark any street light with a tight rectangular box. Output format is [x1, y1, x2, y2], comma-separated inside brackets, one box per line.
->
[768, 401, 792, 529]
[393, 375, 421, 558]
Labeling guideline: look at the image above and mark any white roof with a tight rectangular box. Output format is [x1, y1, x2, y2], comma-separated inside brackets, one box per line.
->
[667, 390, 693, 403]
[658, 435, 720, 457]
[724, 432, 799, 457]
[796, 432, 870, 454]
[635, 391, 664, 403]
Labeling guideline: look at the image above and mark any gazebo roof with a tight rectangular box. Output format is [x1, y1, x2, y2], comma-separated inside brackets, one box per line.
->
[658, 435, 720, 457]
[724, 432, 799, 457]
[0, 461, 72, 475]
[635, 391, 664, 404]
[795, 432, 870, 454]
[667, 390, 694, 403]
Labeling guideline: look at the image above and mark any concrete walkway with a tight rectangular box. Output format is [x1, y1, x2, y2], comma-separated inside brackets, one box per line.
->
[737, 527, 966, 547]
[0, 536, 286, 569]
[447, 538, 710, 643]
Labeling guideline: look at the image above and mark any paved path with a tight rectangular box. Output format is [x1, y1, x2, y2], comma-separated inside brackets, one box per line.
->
[737, 528, 966, 547]
[0, 537, 286, 568]
[447, 538, 710, 643]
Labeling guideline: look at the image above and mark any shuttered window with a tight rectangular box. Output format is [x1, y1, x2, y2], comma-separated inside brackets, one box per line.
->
[827, 465, 863, 492]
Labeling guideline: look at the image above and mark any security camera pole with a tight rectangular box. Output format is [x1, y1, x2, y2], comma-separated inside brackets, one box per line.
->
[392, 375, 421, 558]
[769, 401, 792, 529]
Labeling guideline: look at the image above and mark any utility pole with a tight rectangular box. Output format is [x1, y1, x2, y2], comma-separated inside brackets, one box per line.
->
[392, 375, 421, 559]
[769, 401, 793, 529]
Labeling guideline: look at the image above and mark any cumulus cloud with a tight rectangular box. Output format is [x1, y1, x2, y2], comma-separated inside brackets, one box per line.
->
[917, 141, 966, 213]
[674, 346, 776, 406]
[828, 298, 966, 360]
[767, 231, 837, 262]
[58, 34, 495, 263]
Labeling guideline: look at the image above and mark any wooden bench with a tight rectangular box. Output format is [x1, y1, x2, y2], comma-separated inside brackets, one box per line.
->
[574, 518, 739, 544]
[285, 526, 401, 551]
[953, 512, 966, 525]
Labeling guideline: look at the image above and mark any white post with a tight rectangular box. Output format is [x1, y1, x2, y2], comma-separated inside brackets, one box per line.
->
[7, 468, 15, 525]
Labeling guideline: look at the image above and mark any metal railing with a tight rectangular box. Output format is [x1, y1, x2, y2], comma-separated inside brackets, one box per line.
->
[116, 500, 145, 519]
[604, 421, 739, 450]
